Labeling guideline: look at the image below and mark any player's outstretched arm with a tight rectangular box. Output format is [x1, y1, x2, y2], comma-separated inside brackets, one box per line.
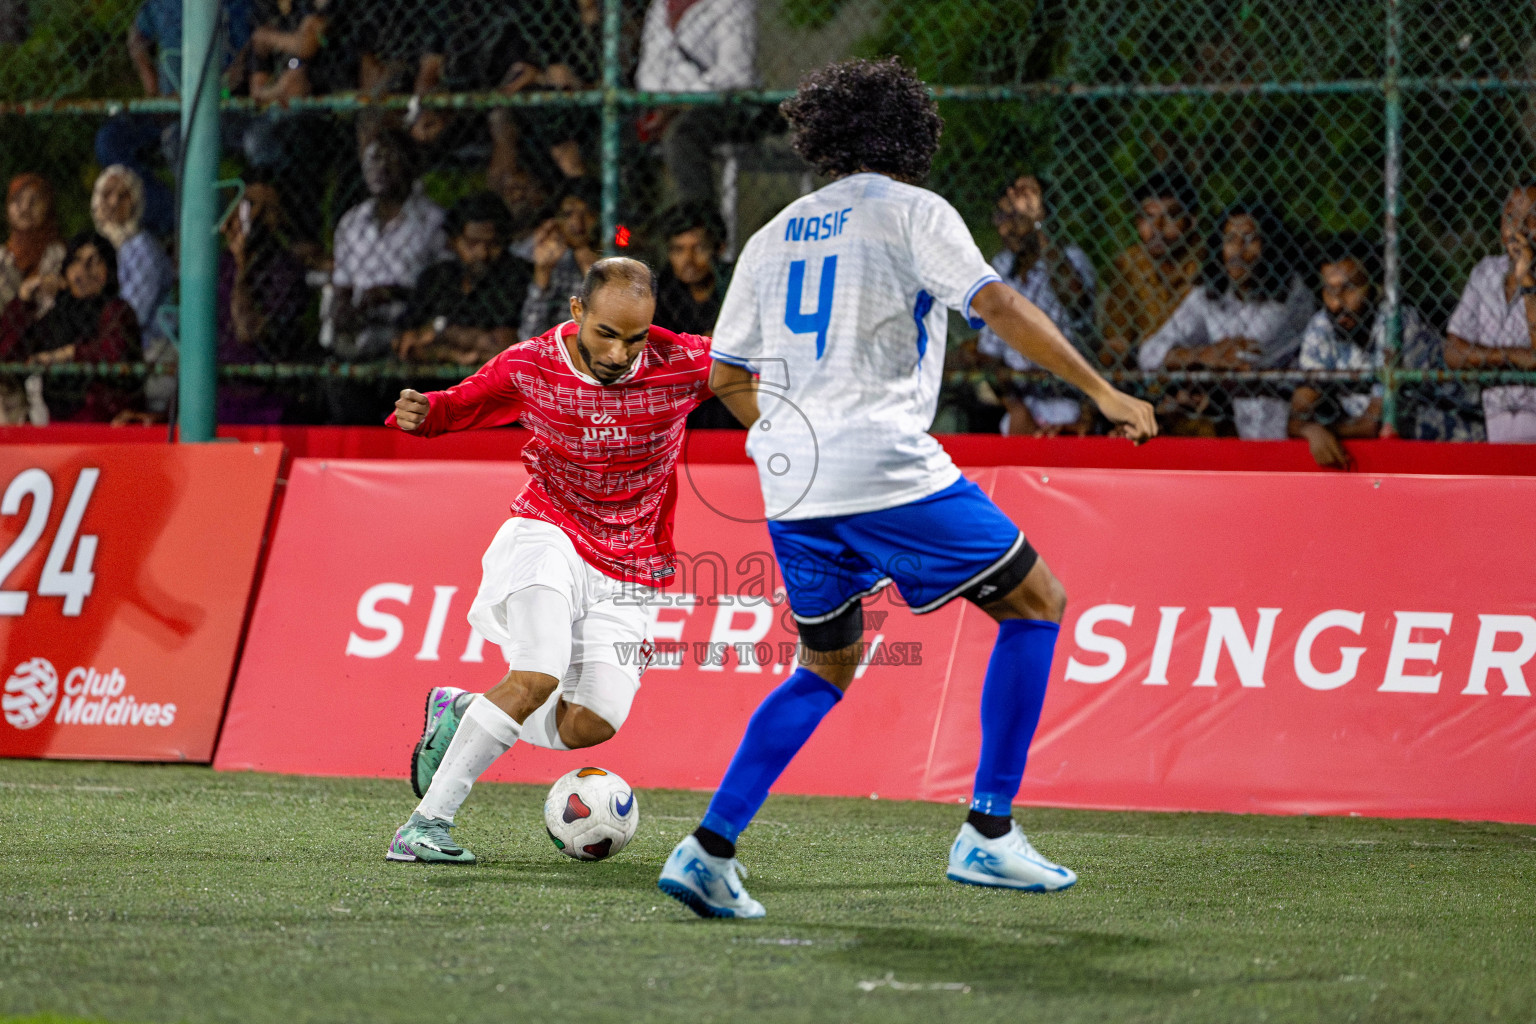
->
[385, 349, 525, 436]
[393, 389, 430, 432]
[709, 361, 762, 429]
[970, 281, 1157, 443]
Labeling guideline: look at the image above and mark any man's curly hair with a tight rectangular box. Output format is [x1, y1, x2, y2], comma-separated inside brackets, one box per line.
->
[780, 57, 943, 183]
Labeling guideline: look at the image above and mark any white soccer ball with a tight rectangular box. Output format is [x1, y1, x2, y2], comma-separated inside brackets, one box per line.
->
[543, 767, 639, 861]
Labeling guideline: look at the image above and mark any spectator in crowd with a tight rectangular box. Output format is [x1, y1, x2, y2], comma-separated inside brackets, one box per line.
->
[1139, 201, 1314, 438]
[0, 174, 64, 311]
[129, 0, 252, 97]
[0, 174, 62, 426]
[976, 172, 1097, 436]
[654, 201, 730, 336]
[395, 192, 529, 366]
[1102, 167, 1202, 369]
[217, 178, 310, 423]
[1289, 235, 1466, 468]
[489, 154, 553, 262]
[98, 0, 255, 239]
[1445, 183, 1536, 443]
[248, 0, 344, 101]
[422, 0, 598, 183]
[0, 232, 141, 422]
[937, 336, 1007, 434]
[326, 128, 447, 360]
[649, 202, 739, 427]
[353, 0, 432, 95]
[0, 0, 25, 45]
[91, 165, 175, 338]
[243, 0, 350, 257]
[0, 374, 47, 426]
[636, 0, 759, 204]
[520, 182, 600, 340]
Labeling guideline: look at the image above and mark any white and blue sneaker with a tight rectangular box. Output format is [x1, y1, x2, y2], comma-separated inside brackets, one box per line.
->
[657, 835, 766, 919]
[946, 822, 1077, 892]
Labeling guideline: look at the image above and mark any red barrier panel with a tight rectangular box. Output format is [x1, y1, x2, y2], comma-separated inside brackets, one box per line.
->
[0, 444, 283, 762]
[217, 460, 964, 798]
[216, 459, 1536, 823]
[934, 468, 1536, 823]
[4, 424, 1535, 475]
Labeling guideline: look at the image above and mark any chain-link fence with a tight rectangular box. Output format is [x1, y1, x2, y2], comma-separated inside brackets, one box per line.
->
[0, 0, 1532, 443]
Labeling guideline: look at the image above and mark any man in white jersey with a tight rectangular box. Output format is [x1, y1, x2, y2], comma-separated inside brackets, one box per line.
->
[657, 57, 1157, 919]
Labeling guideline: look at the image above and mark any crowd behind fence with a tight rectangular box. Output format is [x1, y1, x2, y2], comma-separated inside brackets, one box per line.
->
[0, 0, 1533, 460]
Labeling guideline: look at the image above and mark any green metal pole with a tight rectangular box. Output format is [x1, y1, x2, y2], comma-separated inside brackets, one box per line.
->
[177, 0, 220, 442]
[1381, 0, 1404, 434]
[600, 0, 621, 256]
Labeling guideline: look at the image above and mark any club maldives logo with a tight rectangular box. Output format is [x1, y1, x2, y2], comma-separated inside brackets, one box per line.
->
[1, 658, 176, 729]
[3, 657, 59, 729]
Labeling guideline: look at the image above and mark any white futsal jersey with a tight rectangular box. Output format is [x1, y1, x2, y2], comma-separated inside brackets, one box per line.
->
[712, 173, 1001, 520]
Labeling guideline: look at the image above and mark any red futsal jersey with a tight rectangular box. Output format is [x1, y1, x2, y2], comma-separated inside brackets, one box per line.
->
[392, 321, 712, 584]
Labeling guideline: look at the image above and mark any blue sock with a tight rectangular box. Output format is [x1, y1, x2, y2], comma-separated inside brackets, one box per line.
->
[700, 668, 843, 843]
[971, 618, 1059, 816]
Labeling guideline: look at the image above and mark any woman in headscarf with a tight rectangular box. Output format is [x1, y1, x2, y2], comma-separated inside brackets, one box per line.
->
[91, 164, 174, 335]
[0, 231, 142, 422]
[0, 174, 66, 309]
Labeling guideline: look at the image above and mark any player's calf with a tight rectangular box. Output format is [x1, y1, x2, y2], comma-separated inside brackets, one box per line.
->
[796, 640, 864, 692]
[557, 703, 616, 748]
[981, 557, 1067, 624]
[520, 664, 636, 750]
[794, 599, 870, 692]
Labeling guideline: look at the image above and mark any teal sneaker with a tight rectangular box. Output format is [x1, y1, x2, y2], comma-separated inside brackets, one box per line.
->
[386, 811, 476, 864]
[411, 686, 470, 798]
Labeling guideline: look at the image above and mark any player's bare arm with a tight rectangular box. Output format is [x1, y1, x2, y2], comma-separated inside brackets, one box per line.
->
[708, 361, 761, 428]
[969, 280, 1158, 443]
[393, 388, 430, 432]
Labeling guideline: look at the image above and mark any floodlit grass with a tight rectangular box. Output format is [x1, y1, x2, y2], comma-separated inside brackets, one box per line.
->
[1, 759, 1532, 1023]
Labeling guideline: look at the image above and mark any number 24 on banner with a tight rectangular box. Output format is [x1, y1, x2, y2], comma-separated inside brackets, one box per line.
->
[0, 467, 99, 617]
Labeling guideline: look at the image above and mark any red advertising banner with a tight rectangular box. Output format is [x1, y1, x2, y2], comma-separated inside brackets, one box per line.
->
[6, 424, 1536, 476]
[0, 444, 283, 762]
[216, 459, 1536, 824]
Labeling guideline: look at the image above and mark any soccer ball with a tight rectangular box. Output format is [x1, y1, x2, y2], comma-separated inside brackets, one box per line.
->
[543, 767, 639, 860]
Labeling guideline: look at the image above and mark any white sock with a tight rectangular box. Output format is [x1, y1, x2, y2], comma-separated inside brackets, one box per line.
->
[518, 687, 571, 751]
[415, 696, 521, 822]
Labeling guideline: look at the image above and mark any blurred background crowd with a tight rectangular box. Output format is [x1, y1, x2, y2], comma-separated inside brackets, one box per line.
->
[0, 0, 1532, 462]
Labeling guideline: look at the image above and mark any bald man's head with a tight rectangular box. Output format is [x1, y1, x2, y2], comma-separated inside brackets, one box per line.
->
[568, 257, 657, 386]
[579, 257, 657, 306]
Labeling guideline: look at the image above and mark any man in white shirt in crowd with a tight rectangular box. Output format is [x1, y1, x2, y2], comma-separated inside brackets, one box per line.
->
[635, 0, 758, 204]
[1138, 201, 1314, 439]
[1445, 183, 1536, 443]
[327, 127, 448, 361]
[976, 172, 1097, 436]
[1289, 234, 1460, 468]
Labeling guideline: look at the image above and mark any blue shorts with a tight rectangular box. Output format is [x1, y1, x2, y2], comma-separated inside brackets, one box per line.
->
[767, 477, 1036, 627]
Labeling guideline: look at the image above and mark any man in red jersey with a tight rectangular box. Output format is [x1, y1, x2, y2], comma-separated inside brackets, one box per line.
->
[385, 256, 712, 864]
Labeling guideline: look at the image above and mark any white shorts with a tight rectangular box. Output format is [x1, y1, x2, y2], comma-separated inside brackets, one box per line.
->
[467, 517, 657, 725]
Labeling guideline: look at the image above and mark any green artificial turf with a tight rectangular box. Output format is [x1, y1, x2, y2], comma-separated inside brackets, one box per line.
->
[1, 759, 1532, 1023]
